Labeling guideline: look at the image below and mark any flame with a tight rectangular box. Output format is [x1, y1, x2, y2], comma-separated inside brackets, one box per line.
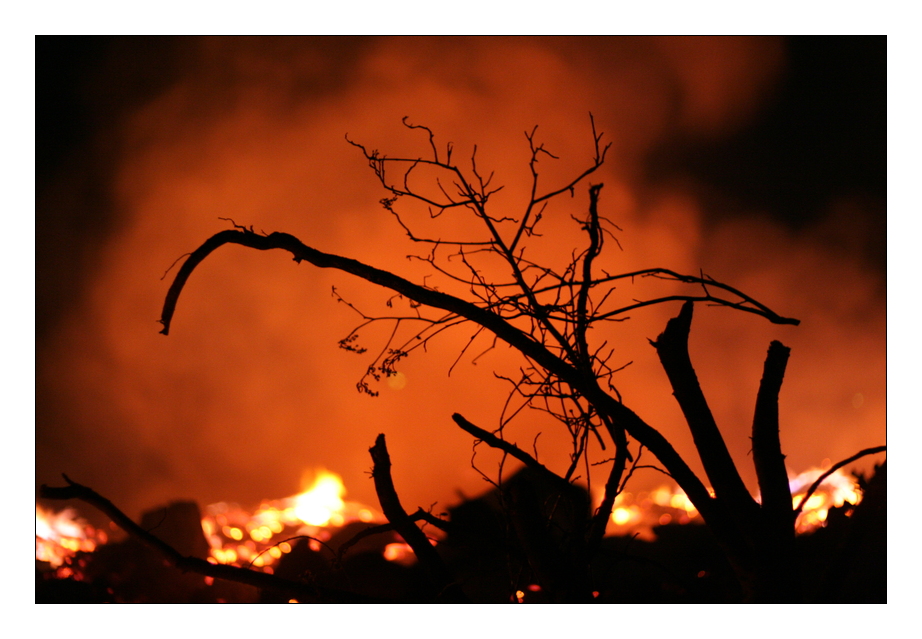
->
[198, 468, 385, 571]
[383, 542, 416, 566]
[602, 466, 864, 539]
[292, 469, 346, 527]
[787, 466, 863, 533]
[35, 505, 106, 570]
[605, 486, 704, 540]
[35, 462, 866, 586]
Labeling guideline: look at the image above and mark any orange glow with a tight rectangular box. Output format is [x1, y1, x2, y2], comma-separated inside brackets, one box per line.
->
[35, 505, 105, 570]
[612, 506, 639, 526]
[35, 462, 867, 589]
[601, 466, 865, 539]
[605, 486, 703, 540]
[785, 467, 863, 534]
[387, 371, 408, 390]
[36, 38, 883, 565]
[383, 542, 416, 566]
[292, 469, 346, 527]
[195, 468, 386, 571]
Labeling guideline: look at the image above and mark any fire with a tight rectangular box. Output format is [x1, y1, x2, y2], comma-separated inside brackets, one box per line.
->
[35, 505, 107, 571]
[383, 542, 416, 566]
[36, 463, 865, 584]
[292, 470, 346, 527]
[35, 469, 386, 583]
[604, 466, 864, 539]
[199, 468, 384, 572]
[606, 485, 704, 540]
[787, 466, 863, 533]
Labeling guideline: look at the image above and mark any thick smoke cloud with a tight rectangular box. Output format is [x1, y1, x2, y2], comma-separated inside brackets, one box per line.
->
[36, 37, 885, 520]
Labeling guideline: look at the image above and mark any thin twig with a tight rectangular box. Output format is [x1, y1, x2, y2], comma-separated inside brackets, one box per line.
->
[793, 446, 887, 517]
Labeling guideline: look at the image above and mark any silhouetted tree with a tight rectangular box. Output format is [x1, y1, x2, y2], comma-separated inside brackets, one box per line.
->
[48, 117, 884, 602]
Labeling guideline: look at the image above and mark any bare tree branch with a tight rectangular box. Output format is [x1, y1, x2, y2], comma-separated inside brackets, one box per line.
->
[369, 434, 468, 602]
[752, 341, 795, 529]
[452, 412, 552, 477]
[651, 301, 758, 515]
[158, 225, 721, 537]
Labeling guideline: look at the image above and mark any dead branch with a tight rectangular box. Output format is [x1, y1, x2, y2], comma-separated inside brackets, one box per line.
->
[334, 508, 452, 561]
[751, 340, 795, 529]
[585, 413, 629, 553]
[651, 300, 758, 515]
[451, 412, 558, 482]
[369, 434, 468, 602]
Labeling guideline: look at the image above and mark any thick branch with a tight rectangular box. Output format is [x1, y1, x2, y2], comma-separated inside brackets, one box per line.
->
[39, 475, 383, 603]
[651, 301, 757, 514]
[369, 434, 468, 602]
[752, 341, 794, 529]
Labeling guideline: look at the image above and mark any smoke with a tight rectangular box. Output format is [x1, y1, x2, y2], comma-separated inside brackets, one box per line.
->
[37, 37, 884, 519]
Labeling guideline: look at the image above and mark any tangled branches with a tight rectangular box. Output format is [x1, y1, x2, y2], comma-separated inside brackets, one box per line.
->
[156, 116, 884, 602]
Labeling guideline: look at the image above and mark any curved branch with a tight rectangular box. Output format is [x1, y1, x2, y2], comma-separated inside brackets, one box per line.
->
[793, 446, 887, 517]
[598, 295, 800, 326]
